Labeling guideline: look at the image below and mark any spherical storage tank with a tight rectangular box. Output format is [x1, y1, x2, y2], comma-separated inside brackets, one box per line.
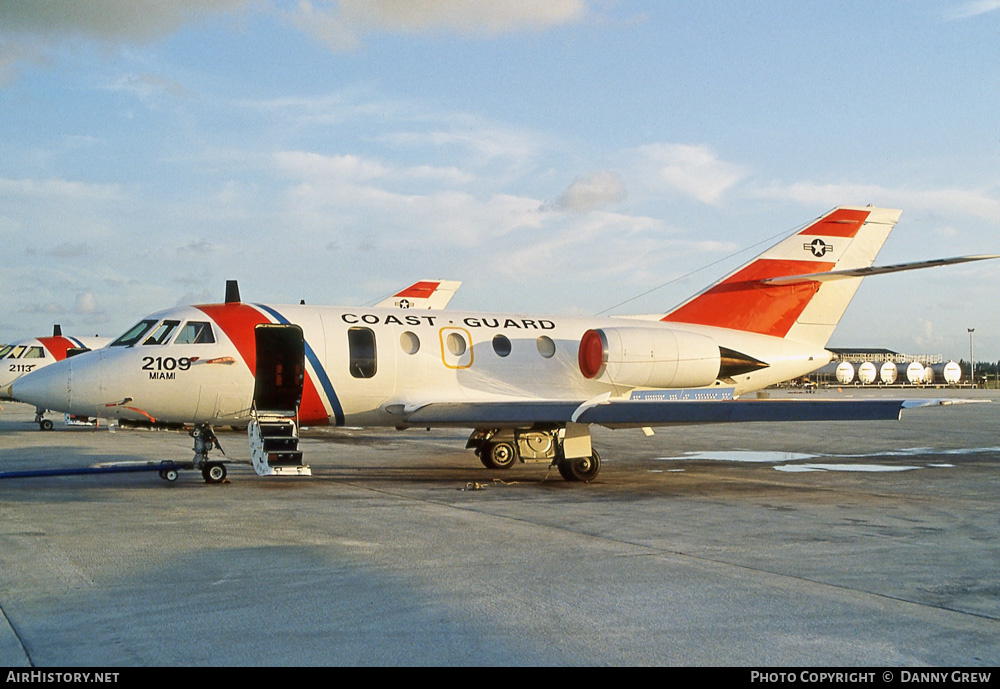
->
[943, 361, 962, 384]
[906, 361, 925, 384]
[880, 362, 898, 385]
[858, 362, 877, 385]
[836, 361, 855, 384]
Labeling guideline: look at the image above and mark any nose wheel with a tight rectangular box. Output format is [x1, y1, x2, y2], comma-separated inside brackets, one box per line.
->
[33, 408, 54, 431]
[153, 424, 231, 484]
[201, 461, 228, 484]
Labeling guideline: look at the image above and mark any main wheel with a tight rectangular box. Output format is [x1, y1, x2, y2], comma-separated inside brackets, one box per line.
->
[482, 441, 518, 470]
[202, 462, 227, 484]
[39, 419, 54, 431]
[557, 450, 601, 482]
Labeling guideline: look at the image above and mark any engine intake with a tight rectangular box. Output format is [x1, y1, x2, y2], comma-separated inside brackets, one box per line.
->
[579, 327, 721, 389]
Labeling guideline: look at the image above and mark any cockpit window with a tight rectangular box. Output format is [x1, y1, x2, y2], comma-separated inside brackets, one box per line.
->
[143, 320, 180, 345]
[174, 321, 215, 344]
[0, 345, 12, 358]
[110, 320, 158, 347]
[23, 346, 44, 359]
[8, 346, 26, 359]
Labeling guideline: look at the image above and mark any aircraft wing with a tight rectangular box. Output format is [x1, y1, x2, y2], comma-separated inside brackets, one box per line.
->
[374, 280, 462, 309]
[761, 255, 1000, 285]
[389, 396, 946, 429]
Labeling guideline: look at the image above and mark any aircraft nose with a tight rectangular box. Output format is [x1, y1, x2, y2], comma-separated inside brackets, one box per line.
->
[11, 358, 72, 410]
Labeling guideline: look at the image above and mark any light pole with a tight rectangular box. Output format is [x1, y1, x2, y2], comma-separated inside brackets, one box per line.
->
[968, 328, 975, 385]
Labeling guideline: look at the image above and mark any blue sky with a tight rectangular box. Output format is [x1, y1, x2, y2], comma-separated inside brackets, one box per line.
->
[2, 0, 998, 362]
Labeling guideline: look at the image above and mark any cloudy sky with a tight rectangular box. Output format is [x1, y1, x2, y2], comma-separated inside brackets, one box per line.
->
[2, 1, 998, 361]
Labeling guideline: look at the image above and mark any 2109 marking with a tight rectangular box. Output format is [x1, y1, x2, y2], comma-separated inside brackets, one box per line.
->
[142, 356, 192, 376]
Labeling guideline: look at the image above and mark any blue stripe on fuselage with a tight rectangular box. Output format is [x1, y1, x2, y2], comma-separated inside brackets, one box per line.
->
[255, 304, 345, 426]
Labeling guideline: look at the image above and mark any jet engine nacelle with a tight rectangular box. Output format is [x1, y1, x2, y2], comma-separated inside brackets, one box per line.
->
[579, 326, 721, 389]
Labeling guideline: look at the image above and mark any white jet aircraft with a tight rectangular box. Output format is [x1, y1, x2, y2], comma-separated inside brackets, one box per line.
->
[1, 326, 110, 428]
[12, 207, 997, 483]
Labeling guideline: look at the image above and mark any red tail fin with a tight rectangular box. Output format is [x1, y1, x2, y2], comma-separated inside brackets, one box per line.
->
[661, 207, 901, 346]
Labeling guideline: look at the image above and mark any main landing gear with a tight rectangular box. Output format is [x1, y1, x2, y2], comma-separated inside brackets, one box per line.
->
[555, 450, 601, 482]
[467, 425, 602, 482]
[156, 423, 229, 484]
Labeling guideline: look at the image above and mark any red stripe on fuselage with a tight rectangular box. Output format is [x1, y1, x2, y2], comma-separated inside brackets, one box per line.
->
[196, 303, 265, 372]
[797, 208, 870, 238]
[195, 303, 330, 426]
[662, 259, 835, 337]
[37, 336, 77, 361]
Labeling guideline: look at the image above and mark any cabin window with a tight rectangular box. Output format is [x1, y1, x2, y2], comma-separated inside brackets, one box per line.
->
[23, 346, 44, 359]
[143, 320, 180, 345]
[537, 336, 556, 359]
[111, 320, 158, 347]
[400, 331, 420, 355]
[446, 332, 467, 357]
[492, 334, 511, 357]
[348, 327, 377, 378]
[175, 321, 216, 344]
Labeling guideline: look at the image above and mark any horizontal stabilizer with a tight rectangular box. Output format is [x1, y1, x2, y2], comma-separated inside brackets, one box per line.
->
[375, 279, 462, 310]
[762, 255, 1000, 285]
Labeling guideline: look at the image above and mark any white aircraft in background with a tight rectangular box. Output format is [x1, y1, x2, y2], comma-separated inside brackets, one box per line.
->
[12, 207, 998, 484]
[1, 326, 110, 428]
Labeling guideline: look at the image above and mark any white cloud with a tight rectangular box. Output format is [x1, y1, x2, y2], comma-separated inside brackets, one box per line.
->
[555, 171, 626, 212]
[274, 150, 473, 185]
[0, 177, 122, 201]
[752, 182, 1000, 224]
[75, 292, 100, 315]
[288, 0, 587, 51]
[377, 125, 546, 169]
[0, 0, 255, 85]
[947, 0, 1000, 19]
[635, 143, 749, 205]
[2, 0, 253, 42]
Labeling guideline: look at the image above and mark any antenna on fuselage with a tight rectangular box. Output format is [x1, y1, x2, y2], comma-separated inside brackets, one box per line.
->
[52, 324, 62, 337]
[225, 280, 241, 304]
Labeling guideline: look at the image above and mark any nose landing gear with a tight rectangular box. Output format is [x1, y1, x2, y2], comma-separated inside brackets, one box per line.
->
[155, 423, 230, 484]
[191, 424, 228, 484]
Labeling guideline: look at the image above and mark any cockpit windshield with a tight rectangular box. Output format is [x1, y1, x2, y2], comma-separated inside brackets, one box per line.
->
[110, 320, 158, 347]
[174, 321, 215, 344]
[143, 320, 180, 345]
[0, 345, 13, 358]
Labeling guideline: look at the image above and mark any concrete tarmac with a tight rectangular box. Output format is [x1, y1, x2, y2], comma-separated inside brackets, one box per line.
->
[0, 389, 997, 667]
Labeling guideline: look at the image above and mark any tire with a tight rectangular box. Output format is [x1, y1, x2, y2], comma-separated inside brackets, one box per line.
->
[557, 450, 601, 482]
[39, 419, 54, 431]
[202, 462, 227, 484]
[482, 441, 518, 470]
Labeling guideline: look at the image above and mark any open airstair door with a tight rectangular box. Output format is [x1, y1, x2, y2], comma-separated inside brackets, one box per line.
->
[248, 324, 311, 477]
